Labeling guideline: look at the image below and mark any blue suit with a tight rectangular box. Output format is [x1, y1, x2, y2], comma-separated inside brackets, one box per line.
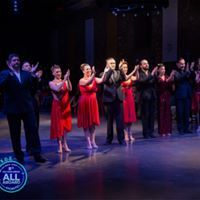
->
[174, 69, 194, 133]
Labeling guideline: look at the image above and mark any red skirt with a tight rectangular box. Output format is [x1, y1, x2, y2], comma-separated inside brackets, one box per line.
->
[77, 93, 100, 129]
[50, 99, 72, 139]
[123, 87, 137, 123]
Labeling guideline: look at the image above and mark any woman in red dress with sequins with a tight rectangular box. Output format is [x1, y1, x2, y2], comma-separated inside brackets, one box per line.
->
[156, 64, 174, 136]
[78, 63, 109, 149]
[119, 60, 138, 141]
[49, 65, 72, 153]
[192, 59, 200, 131]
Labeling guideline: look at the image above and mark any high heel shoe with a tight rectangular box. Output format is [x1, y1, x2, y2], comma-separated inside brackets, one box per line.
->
[124, 132, 129, 141]
[62, 144, 71, 152]
[57, 141, 63, 153]
[129, 135, 135, 141]
[57, 146, 63, 153]
[91, 143, 98, 149]
[87, 145, 93, 150]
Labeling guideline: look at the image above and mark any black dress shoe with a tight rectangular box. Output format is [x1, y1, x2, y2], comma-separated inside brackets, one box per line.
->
[34, 154, 47, 163]
[16, 156, 24, 164]
[104, 141, 112, 145]
[119, 141, 126, 145]
[143, 135, 149, 139]
[149, 134, 156, 138]
[179, 131, 184, 135]
[26, 150, 34, 156]
[184, 130, 193, 134]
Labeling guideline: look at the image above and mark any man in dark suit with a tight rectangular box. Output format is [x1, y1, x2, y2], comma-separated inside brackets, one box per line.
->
[174, 57, 194, 134]
[22, 61, 43, 153]
[0, 53, 46, 163]
[136, 59, 157, 139]
[101, 57, 126, 145]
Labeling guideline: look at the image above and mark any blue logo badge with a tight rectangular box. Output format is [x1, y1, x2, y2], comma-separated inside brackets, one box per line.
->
[0, 157, 28, 193]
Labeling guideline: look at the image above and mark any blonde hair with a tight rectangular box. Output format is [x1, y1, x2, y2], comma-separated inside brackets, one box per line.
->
[157, 63, 165, 69]
[80, 63, 89, 71]
[119, 60, 128, 69]
[51, 64, 61, 73]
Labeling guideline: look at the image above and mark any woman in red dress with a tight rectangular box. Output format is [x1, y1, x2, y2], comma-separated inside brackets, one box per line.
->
[119, 60, 138, 141]
[156, 64, 174, 136]
[49, 65, 72, 153]
[78, 63, 109, 149]
[191, 59, 200, 131]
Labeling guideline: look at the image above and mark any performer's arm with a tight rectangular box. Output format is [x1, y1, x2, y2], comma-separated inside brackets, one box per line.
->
[79, 67, 96, 86]
[0, 70, 10, 89]
[95, 66, 110, 84]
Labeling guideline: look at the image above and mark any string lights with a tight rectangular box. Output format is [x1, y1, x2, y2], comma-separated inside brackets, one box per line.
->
[10, 0, 22, 15]
[110, 2, 168, 17]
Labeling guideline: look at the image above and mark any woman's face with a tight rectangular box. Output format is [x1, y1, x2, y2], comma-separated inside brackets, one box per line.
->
[197, 58, 200, 70]
[53, 68, 62, 79]
[121, 63, 128, 74]
[158, 66, 165, 75]
[83, 65, 92, 77]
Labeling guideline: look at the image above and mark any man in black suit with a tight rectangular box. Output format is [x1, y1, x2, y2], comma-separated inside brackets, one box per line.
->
[22, 61, 43, 153]
[0, 54, 46, 163]
[174, 57, 194, 134]
[136, 59, 157, 139]
[101, 57, 126, 145]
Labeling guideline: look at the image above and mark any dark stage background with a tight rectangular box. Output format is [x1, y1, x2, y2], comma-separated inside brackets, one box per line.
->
[0, 0, 200, 108]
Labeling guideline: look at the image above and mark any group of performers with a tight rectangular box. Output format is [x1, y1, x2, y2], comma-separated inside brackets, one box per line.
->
[0, 53, 200, 163]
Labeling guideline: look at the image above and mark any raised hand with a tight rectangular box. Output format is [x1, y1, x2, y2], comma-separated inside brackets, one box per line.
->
[151, 66, 158, 76]
[170, 70, 175, 77]
[31, 62, 39, 73]
[66, 69, 70, 77]
[35, 70, 43, 79]
[190, 62, 195, 71]
[134, 65, 140, 72]
[8, 64, 14, 72]
[186, 62, 190, 71]
[7, 60, 14, 72]
[92, 66, 96, 74]
[104, 66, 110, 73]
[64, 69, 70, 80]
[119, 59, 125, 68]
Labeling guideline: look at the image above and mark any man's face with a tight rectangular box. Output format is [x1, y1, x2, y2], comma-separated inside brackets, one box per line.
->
[177, 59, 185, 70]
[107, 58, 116, 70]
[22, 62, 31, 72]
[8, 56, 20, 70]
[140, 60, 149, 70]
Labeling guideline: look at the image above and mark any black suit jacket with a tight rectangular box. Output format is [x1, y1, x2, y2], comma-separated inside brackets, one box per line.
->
[174, 69, 194, 99]
[101, 69, 126, 103]
[136, 70, 156, 100]
[0, 69, 36, 114]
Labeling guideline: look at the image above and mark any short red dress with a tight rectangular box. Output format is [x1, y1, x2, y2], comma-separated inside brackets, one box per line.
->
[121, 79, 137, 124]
[50, 82, 72, 139]
[77, 79, 100, 129]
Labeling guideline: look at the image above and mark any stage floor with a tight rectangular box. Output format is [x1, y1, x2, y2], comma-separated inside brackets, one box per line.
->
[1, 113, 200, 199]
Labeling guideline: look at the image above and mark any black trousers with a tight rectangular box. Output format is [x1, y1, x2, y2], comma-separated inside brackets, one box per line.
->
[104, 100, 124, 143]
[7, 111, 41, 158]
[25, 98, 40, 152]
[176, 98, 190, 132]
[141, 98, 155, 137]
